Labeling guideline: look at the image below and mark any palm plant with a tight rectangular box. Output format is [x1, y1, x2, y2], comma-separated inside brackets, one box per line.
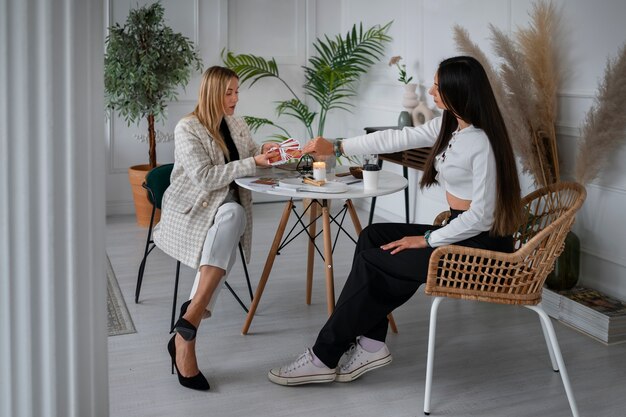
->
[222, 22, 392, 140]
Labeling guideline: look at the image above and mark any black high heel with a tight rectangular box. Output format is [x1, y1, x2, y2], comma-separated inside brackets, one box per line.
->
[167, 335, 210, 391]
[167, 300, 210, 391]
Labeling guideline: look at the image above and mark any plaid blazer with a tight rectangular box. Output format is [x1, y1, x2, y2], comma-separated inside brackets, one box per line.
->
[153, 115, 261, 269]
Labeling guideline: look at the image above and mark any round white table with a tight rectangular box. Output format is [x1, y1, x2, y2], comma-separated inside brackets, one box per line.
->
[236, 169, 408, 200]
[236, 169, 407, 335]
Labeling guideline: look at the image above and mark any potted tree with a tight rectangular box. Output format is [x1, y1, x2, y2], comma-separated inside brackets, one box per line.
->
[105, 2, 202, 226]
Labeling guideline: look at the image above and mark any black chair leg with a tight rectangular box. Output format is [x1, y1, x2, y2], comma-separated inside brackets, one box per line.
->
[170, 261, 181, 332]
[403, 165, 409, 224]
[225, 281, 249, 313]
[135, 252, 149, 304]
[238, 243, 254, 301]
[135, 197, 157, 304]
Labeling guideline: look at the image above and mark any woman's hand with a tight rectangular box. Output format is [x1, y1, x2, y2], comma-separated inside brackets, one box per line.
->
[303, 136, 334, 156]
[254, 147, 279, 167]
[381, 236, 428, 255]
[261, 142, 279, 153]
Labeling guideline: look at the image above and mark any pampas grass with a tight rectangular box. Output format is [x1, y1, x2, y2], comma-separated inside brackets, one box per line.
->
[517, 0, 561, 183]
[453, 0, 562, 187]
[489, 25, 549, 186]
[453, 25, 541, 182]
[453, 25, 506, 107]
[576, 44, 626, 184]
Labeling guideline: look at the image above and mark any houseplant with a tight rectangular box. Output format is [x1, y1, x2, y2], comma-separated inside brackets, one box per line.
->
[221, 22, 392, 156]
[104, 2, 202, 225]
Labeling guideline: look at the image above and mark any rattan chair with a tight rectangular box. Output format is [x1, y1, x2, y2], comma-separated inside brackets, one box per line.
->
[135, 163, 254, 331]
[423, 182, 586, 417]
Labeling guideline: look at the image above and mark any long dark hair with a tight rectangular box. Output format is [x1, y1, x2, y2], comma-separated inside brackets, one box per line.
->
[420, 56, 522, 236]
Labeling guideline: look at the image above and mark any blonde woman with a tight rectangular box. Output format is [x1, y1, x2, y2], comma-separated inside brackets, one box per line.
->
[154, 66, 277, 391]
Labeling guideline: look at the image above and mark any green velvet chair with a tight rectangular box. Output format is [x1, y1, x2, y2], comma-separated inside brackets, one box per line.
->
[135, 163, 254, 331]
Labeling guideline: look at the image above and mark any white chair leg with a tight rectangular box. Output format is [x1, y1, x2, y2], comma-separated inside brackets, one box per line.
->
[530, 303, 558, 371]
[526, 305, 580, 417]
[424, 297, 444, 415]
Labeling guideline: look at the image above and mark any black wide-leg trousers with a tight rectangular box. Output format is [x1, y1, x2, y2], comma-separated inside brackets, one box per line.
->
[312, 220, 513, 368]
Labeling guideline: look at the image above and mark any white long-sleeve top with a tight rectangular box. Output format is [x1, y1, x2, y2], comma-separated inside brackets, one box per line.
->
[342, 116, 497, 247]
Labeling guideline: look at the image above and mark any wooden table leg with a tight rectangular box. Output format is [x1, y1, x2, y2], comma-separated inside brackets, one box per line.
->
[346, 199, 362, 234]
[321, 200, 336, 316]
[241, 200, 294, 335]
[305, 200, 317, 305]
[346, 199, 399, 334]
[387, 314, 398, 334]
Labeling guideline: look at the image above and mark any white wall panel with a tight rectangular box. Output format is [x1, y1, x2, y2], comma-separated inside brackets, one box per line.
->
[226, 0, 307, 141]
[422, 0, 511, 78]
[228, 0, 305, 62]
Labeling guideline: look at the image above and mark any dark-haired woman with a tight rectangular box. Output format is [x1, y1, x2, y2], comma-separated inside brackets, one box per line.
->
[268, 56, 523, 386]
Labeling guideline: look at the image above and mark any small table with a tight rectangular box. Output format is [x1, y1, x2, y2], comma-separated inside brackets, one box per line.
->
[364, 126, 432, 225]
[237, 170, 407, 334]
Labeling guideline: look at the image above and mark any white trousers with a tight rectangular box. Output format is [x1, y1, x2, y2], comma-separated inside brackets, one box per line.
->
[189, 198, 246, 318]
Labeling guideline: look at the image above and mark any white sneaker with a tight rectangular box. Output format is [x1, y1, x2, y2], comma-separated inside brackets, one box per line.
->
[268, 348, 337, 386]
[335, 340, 392, 382]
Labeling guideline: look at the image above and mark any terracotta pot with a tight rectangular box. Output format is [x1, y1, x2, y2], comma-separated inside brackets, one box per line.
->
[128, 164, 160, 227]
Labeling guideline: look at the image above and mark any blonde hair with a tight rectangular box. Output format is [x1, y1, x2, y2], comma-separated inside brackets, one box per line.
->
[191, 66, 239, 160]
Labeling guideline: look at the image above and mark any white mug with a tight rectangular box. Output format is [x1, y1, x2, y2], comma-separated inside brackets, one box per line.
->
[362, 165, 380, 191]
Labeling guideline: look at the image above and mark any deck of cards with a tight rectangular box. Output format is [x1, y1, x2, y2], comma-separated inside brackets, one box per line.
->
[268, 138, 304, 165]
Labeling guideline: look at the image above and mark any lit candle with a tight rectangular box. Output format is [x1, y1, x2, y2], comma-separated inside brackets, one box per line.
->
[313, 161, 326, 181]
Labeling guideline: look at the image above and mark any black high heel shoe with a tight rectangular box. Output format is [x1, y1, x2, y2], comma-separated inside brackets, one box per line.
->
[167, 336, 210, 391]
[167, 300, 210, 391]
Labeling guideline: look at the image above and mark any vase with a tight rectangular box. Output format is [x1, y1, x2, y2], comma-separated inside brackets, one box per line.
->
[411, 101, 435, 126]
[401, 82, 419, 112]
[398, 111, 412, 128]
[545, 231, 581, 291]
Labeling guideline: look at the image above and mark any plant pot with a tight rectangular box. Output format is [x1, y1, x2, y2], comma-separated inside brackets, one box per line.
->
[545, 231, 580, 291]
[128, 164, 159, 227]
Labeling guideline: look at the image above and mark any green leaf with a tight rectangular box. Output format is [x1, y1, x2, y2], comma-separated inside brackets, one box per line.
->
[242, 116, 291, 138]
[220, 21, 392, 137]
[221, 49, 280, 88]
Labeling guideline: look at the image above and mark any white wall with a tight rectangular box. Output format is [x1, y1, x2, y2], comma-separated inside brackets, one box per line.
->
[106, 0, 626, 301]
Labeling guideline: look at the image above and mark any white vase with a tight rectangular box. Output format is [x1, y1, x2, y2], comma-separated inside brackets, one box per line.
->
[401, 83, 419, 112]
[411, 101, 434, 126]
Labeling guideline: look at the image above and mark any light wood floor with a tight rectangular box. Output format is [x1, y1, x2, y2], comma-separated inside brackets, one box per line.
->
[107, 201, 626, 417]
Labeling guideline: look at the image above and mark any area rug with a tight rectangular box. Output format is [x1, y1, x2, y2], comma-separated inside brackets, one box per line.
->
[107, 253, 136, 336]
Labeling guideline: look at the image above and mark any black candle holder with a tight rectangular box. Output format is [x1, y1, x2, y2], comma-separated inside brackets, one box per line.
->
[296, 153, 314, 175]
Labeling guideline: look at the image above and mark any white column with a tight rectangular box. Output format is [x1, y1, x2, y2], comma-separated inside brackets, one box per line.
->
[0, 1, 108, 416]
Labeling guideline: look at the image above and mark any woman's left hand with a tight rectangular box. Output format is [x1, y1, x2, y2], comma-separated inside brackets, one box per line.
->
[381, 236, 428, 255]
